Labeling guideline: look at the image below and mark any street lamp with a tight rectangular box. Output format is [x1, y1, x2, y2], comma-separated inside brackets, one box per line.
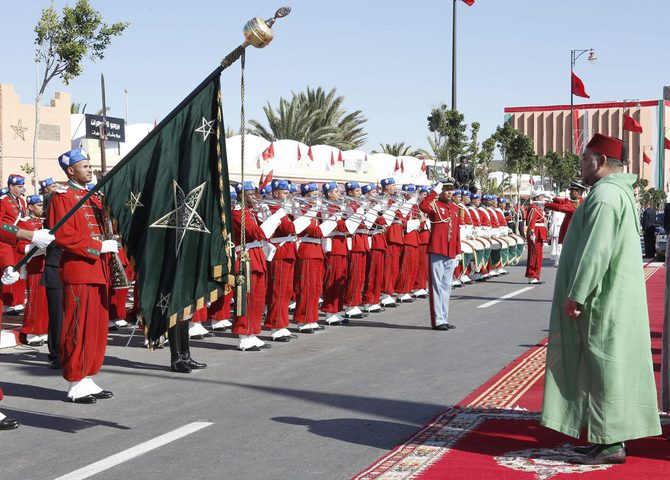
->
[571, 48, 597, 153]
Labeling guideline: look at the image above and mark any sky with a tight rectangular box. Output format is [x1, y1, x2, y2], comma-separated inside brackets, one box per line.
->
[1, 0, 669, 154]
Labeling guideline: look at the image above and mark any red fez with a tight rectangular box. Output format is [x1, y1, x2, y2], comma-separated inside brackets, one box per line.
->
[585, 133, 624, 160]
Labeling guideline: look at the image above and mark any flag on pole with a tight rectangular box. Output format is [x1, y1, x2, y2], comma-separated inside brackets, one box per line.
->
[421, 160, 427, 173]
[462, 0, 475, 5]
[330, 151, 335, 166]
[297, 145, 302, 161]
[665, 136, 670, 150]
[259, 169, 273, 190]
[262, 142, 275, 160]
[400, 159, 405, 173]
[571, 72, 590, 98]
[307, 146, 314, 161]
[394, 158, 400, 172]
[100, 72, 234, 342]
[623, 114, 643, 133]
[338, 150, 343, 162]
[643, 152, 652, 165]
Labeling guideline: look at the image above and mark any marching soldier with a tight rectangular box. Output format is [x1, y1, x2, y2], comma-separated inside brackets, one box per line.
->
[395, 185, 420, 301]
[1, 174, 28, 314]
[320, 181, 348, 325]
[379, 177, 401, 308]
[413, 186, 430, 298]
[361, 183, 386, 313]
[342, 181, 367, 319]
[525, 190, 548, 284]
[419, 179, 461, 330]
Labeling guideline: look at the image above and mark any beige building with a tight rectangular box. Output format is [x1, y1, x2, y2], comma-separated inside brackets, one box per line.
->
[504, 100, 670, 190]
[0, 84, 72, 190]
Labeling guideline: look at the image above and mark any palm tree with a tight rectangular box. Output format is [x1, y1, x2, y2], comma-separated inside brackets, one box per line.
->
[249, 87, 367, 149]
[373, 142, 414, 156]
[70, 102, 86, 114]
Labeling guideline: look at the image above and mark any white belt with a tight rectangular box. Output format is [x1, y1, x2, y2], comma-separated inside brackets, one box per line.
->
[354, 229, 368, 234]
[369, 231, 384, 236]
[270, 235, 296, 243]
[330, 231, 346, 237]
[235, 240, 262, 252]
[534, 223, 546, 227]
[300, 237, 322, 245]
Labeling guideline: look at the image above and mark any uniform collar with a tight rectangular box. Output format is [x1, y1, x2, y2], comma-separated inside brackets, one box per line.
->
[67, 180, 87, 191]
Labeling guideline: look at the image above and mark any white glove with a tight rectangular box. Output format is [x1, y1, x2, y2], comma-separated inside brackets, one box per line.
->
[101, 240, 119, 254]
[30, 229, 55, 249]
[1, 266, 20, 285]
[455, 254, 462, 261]
[433, 182, 444, 193]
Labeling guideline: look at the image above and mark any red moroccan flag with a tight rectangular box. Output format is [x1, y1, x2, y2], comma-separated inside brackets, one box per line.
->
[259, 170, 273, 190]
[571, 72, 590, 99]
[338, 150, 343, 162]
[421, 160, 427, 173]
[665, 137, 670, 150]
[400, 159, 405, 173]
[307, 146, 314, 161]
[297, 145, 302, 160]
[268, 143, 275, 159]
[261, 143, 275, 161]
[330, 151, 335, 166]
[462, 0, 475, 5]
[643, 152, 652, 165]
[623, 114, 643, 133]
[394, 158, 400, 172]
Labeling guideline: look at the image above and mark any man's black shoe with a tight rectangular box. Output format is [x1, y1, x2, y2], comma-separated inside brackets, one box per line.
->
[91, 390, 114, 400]
[0, 418, 19, 430]
[432, 324, 449, 331]
[446, 323, 456, 330]
[66, 395, 97, 404]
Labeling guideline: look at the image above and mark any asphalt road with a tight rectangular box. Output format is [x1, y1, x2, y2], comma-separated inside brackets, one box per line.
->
[0, 254, 556, 480]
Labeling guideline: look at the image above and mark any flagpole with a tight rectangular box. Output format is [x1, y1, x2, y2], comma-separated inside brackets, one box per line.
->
[14, 7, 292, 271]
[570, 49, 575, 154]
[451, 0, 457, 110]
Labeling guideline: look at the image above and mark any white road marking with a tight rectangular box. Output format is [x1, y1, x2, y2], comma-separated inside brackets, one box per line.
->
[477, 287, 535, 309]
[54, 422, 213, 480]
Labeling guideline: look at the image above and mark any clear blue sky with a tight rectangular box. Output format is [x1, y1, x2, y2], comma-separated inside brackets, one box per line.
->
[2, 0, 668, 153]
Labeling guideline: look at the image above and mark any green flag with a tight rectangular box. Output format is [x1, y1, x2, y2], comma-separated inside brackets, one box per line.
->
[101, 71, 234, 342]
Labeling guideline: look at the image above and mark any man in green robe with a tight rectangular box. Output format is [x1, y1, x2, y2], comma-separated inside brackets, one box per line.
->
[541, 133, 661, 465]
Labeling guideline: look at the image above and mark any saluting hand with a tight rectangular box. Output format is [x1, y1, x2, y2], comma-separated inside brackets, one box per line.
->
[564, 299, 582, 320]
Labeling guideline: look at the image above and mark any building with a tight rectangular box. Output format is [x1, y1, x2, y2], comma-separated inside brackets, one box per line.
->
[504, 100, 670, 190]
[0, 84, 72, 189]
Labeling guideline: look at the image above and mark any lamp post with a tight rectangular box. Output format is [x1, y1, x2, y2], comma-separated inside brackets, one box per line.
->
[451, 0, 458, 110]
[570, 48, 596, 153]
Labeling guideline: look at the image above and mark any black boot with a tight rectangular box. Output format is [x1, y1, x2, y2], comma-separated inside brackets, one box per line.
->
[168, 324, 191, 374]
[180, 321, 207, 370]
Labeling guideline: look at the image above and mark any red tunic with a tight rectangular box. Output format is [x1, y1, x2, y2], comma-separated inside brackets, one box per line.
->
[17, 216, 49, 335]
[544, 197, 582, 244]
[419, 191, 461, 258]
[0, 194, 27, 307]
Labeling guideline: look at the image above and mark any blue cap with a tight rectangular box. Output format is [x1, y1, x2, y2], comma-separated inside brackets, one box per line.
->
[322, 181, 338, 193]
[271, 179, 290, 191]
[300, 183, 318, 195]
[260, 186, 271, 196]
[39, 178, 55, 190]
[8, 174, 25, 186]
[289, 184, 298, 193]
[401, 184, 416, 192]
[498, 197, 507, 203]
[462, 190, 471, 198]
[235, 181, 257, 194]
[344, 181, 360, 191]
[58, 148, 89, 170]
[453, 189, 462, 195]
[380, 177, 395, 187]
[27, 194, 44, 205]
[472, 193, 481, 199]
[229, 188, 238, 201]
[0, 187, 8, 197]
[419, 186, 429, 193]
[361, 183, 375, 194]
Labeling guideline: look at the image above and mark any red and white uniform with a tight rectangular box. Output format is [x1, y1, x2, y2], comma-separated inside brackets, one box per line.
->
[294, 213, 324, 324]
[394, 203, 420, 295]
[381, 197, 404, 295]
[265, 204, 297, 329]
[544, 197, 582, 244]
[413, 216, 430, 291]
[343, 200, 368, 308]
[321, 206, 348, 315]
[0, 193, 27, 308]
[17, 215, 49, 336]
[362, 216, 387, 306]
[525, 204, 548, 280]
[231, 207, 267, 335]
[47, 182, 111, 383]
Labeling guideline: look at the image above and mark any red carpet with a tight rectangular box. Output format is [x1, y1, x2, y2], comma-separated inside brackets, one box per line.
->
[353, 266, 669, 480]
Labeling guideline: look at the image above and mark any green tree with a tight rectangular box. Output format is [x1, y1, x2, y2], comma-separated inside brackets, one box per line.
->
[635, 178, 667, 210]
[544, 151, 581, 192]
[474, 135, 497, 192]
[427, 105, 467, 175]
[33, 0, 128, 191]
[249, 87, 367, 150]
[373, 142, 414, 156]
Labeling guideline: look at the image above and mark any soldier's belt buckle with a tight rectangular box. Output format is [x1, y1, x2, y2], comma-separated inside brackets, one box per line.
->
[91, 234, 104, 241]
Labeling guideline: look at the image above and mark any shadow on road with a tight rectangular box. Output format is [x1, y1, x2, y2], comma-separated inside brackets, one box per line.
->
[0, 406, 131, 433]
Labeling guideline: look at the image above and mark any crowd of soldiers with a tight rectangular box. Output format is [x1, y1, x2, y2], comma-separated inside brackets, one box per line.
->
[0, 147, 555, 429]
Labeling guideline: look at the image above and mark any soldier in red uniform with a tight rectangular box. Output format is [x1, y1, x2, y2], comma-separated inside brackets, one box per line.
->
[419, 179, 461, 330]
[413, 186, 430, 297]
[1, 174, 28, 314]
[45, 149, 117, 403]
[525, 190, 548, 284]
[293, 183, 324, 332]
[264, 179, 298, 340]
[380, 177, 402, 308]
[17, 195, 49, 346]
[543, 181, 585, 245]
[361, 183, 387, 313]
[342, 181, 367, 319]
[395, 185, 420, 302]
[320, 181, 348, 324]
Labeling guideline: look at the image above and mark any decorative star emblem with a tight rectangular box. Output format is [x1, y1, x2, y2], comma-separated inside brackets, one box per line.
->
[150, 181, 210, 255]
[126, 191, 144, 214]
[195, 117, 216, 141]
[11, 119, 28, 141]
[156, 293, 171, 315]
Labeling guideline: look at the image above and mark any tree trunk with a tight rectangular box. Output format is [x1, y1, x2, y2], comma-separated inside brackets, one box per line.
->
[32, 94, 41, 194]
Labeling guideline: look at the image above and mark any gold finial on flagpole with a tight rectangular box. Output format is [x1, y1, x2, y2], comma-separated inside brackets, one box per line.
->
[243, 7, 291, 49]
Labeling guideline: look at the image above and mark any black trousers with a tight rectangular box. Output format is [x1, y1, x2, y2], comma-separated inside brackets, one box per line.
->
[46, 286, 63, 361]
[643, 227, 656, 258]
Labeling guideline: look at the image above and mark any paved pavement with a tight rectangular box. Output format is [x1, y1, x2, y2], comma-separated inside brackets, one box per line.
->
[0, 255, 557, 480]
